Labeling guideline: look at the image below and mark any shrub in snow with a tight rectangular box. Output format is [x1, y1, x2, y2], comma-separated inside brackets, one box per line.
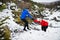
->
[50, 22, 60, 28]
[32, 10, 39, 15]
[0, 25, 11, 40]
[7, 2, 17, 10]
[0, 4, 6, 11]
[0, 2, 2, 6]
[41, 8, 51, 17]
[55, 16, 60, 21]
[0, 16, 9, 26]
[34, 5, 39, 9]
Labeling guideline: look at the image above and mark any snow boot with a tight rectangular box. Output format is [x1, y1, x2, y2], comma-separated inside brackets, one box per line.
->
[27, 28, 31, 30]
[23, 29, 27, 31]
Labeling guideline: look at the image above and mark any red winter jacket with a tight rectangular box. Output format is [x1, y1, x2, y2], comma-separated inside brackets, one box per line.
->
[34, 19, 40, 23]
[39, 20, 48, 26]
[34, 19, 48, 26]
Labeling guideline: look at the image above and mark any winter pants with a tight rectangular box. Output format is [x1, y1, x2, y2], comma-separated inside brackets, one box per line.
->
[21, 19, 29, 30]
[41, 26, 48, 32]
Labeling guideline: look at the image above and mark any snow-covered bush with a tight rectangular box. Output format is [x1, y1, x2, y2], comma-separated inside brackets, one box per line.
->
[50, 21, 60, 28]
[0, 12, 11, 40]
[0, 25, 11, 40]
[7, 2, 17, 10]
[0, 3, 6, 11]
[43, 9, 60, 21]
[55, 15, 60, 22]
[0, 2, 2, 6]
[41, 8, 51, 17]
[32, 10, 39, 15]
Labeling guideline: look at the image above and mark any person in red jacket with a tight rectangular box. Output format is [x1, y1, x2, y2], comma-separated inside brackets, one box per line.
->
[34, 18, 48, 32]
[40, 19, 48, 32]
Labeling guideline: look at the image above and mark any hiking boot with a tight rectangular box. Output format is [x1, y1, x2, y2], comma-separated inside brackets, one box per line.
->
[23, 29, 27, 31]
[43, 29, 46, 32]
[27, 28, 31, 30]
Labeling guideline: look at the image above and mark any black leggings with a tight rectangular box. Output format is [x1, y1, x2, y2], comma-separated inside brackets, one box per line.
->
[41, 26, 48, 32]
[21, 19, 29, 29]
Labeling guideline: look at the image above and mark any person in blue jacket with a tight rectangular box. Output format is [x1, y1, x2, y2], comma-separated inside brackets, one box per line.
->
[20, 8, 34, 31]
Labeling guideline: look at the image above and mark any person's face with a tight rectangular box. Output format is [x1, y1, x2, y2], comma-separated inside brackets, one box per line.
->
[28, 8, 32, 11]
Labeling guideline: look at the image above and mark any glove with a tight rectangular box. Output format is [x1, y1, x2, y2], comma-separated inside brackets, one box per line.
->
[32, 18, 34, 20]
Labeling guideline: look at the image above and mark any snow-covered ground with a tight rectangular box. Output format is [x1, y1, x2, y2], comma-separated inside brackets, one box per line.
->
[0, 9, 60, 40]
[11, 27, 60, 40]
[32, 0, 60, 3]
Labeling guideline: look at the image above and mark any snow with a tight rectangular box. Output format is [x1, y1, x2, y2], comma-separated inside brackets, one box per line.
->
[32, 0, 60, 3]
[0, 8, 60, 40]
[11, 27, 60, 40]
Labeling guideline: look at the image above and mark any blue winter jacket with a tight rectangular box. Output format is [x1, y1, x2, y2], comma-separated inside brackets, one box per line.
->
[20, 8, 33, 19]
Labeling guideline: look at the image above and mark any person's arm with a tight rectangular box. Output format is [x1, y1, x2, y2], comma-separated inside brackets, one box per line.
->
[27, 10, 33, 19]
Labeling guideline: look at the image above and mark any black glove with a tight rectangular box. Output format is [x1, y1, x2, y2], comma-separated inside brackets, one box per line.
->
[32, 18, 34, 20]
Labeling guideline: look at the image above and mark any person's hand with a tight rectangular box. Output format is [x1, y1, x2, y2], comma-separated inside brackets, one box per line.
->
[32, 18, 34, 20]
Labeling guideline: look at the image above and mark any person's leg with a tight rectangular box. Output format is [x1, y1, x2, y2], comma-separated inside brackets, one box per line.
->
[44, 27, 46, 32]
[25, 20, 29, 29]
[41, 26, 46, 32]
[25, 20, 30, 30]
[44, 26, 48, 32]
[41, 26, 44, 31]
[45, 26, 48, 31]
[22, 19, 28, 31]
[46, 26, 48, 29]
